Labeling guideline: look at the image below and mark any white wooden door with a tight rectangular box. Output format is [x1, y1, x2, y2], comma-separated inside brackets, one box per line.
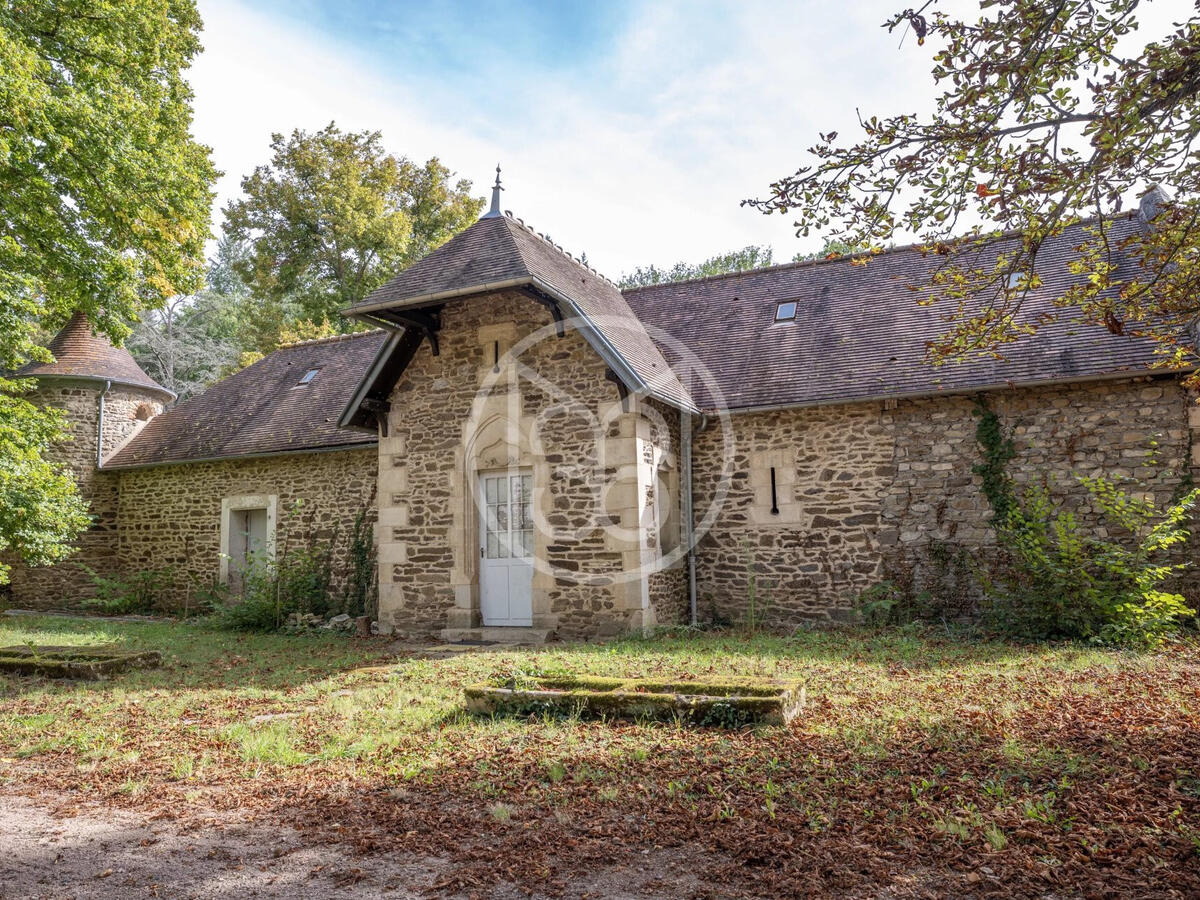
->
[479, 470, 534, 626]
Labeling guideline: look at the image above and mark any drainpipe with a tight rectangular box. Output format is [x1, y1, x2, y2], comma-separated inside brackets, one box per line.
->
[681, 408, 700, 626]
[96, 379, 112, 468]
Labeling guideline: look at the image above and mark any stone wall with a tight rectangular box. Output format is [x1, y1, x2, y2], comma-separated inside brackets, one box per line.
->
[644, 399, 688, 626]
[691, 402, 895, 624]
[689, 375, 1197, 626]
[116, 448, 377, 611]
[6, 381, 166, 608]
[880, 377, 1197, 609]
[12, 336, 1194, 636]
[378, 290, 683, 640]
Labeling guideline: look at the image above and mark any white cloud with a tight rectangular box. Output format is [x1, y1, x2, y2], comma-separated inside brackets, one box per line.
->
[197, 0, 1160, 278]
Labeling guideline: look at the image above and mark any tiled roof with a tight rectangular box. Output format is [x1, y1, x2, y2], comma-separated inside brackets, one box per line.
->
[104, 210, 1178, 469]
[104, 330, 387, 469]
[349, 214, 695, 411]
[19, 311, 173, 399]
[350, 214, 530, 309]
[624, 216, 1169, 412]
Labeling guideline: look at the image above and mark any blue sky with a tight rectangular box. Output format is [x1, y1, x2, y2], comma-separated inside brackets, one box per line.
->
[248, 1, 632, 75]
[187, 0, 1182, 277]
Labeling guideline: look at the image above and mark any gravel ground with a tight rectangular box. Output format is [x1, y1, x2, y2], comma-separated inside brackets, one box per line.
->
[0, 792, 708, 899]
[0, 793, 447, 899]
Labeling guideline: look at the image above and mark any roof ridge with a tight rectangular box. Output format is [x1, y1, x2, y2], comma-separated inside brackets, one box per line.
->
[620, 210, 1140, 295]
[277, 329, 385, 349]
[502, 212, 620, 290]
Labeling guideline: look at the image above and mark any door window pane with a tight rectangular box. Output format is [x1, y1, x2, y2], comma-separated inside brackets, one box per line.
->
[483, 472, 532, 560]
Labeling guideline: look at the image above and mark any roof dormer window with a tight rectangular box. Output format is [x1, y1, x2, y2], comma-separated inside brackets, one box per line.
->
[774, 301, 797, 322]
[297, 368, 321, 386]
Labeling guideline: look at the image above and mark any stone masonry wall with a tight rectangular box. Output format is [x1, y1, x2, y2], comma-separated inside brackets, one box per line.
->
[6, 382, 165, 608]
[881, 377, 1197, 609]
[116, 448, 377, 611]
[378, 290, 669, 640]
[691, 402, 895, 624]
[644, 399, 688, 626]
[690, 375, 1197, 626]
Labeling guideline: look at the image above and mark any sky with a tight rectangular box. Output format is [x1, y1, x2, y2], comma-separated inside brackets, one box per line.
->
[186, 0, 1182, 279]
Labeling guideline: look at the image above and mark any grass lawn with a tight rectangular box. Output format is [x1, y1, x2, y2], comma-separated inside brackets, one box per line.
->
[1, 615, 1198, 897]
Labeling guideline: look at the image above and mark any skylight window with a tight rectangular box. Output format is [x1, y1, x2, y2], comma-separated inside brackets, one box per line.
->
[774, 301, 797, 321]
[297, 368, 321, 386]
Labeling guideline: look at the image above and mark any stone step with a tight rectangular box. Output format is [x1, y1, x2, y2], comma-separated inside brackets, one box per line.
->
[439, 627, 552, 646]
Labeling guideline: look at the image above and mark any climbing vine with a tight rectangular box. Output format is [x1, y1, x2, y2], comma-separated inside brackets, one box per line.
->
[971, 394, 1016, 523]
[344, 500, 378, 620]
[969, 392, 1197, 646]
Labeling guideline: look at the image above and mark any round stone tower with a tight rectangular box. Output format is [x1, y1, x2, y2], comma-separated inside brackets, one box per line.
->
[7, 312, 175, 608]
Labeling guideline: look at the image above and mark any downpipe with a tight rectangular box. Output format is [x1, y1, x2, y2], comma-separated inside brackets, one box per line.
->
[97, 379, 111, 468]
[681, 410, 709, 626]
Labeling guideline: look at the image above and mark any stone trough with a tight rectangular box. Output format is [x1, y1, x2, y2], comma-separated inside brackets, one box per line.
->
[465, 674, 804, 727]
[0, 645, 163, 680]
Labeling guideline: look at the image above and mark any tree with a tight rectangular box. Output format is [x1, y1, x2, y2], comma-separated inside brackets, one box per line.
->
[749, 2, 1200, 375]
[128, 295, 241, 402]
[0, 1, 217, 578]
[0, 397, 91, 583]
[223, 124, 483, 348]
[619, 245, 776, 288]
[792, 237, 873, 263]
[127, 239, 260, 399]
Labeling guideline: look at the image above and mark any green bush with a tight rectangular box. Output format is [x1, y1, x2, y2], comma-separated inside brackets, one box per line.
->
[78, 565, 173, 615]
[985, 476, 1198, 647]
[855, 580, 943, 626]
[214, 543, 334, 632]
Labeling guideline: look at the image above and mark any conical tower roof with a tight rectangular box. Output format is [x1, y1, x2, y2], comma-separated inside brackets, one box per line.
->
[19, 311, 174, 400]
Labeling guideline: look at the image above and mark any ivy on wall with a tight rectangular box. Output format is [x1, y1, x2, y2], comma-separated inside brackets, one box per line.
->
[971, 393, 1016, 522]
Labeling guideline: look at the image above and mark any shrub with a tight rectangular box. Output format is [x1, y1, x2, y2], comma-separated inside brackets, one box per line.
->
[855, 580, 943, 626]
[187, 575, 231, 616]
[214, 543, 334, 632]
[970, 395, 1198, 647]
[985, 476, 1198, 647]
[78, 565, 173, 615]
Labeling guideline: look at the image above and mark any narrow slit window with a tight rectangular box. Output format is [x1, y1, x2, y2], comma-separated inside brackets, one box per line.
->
[492, 340, 500, 373]
[297, 368, 321, 386]
[774, 301, 797, 321]
[769, 466, 780, 515]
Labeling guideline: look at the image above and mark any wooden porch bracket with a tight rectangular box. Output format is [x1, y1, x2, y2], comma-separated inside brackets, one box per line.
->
[360, 397, 392, 437]
[387, 308, 443, 356]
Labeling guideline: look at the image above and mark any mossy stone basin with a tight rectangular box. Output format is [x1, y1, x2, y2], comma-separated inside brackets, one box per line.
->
[465, 673, 804, 727]
[0, 645, 163, 679]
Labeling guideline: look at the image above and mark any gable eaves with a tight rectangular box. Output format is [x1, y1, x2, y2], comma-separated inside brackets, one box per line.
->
[341, 281, 696, 417]
[337, 328, 407, 430]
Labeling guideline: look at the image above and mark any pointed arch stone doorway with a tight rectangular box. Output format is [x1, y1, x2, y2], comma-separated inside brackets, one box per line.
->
[443, 394, 556, 642]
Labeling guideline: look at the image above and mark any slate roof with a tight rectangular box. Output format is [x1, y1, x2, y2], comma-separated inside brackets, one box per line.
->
[19, 311, 174, 400]
[104, 331, 387, 469]
[349, 213, 695, 411]
[624, 215, 1169, 412]
[100, 207, 1179, 468]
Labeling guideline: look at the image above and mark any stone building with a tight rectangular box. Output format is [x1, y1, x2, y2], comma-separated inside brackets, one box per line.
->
[8, 180, 1198, 638]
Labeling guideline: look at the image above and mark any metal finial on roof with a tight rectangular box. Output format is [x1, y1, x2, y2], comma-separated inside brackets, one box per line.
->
[483, 164, 503, 218]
